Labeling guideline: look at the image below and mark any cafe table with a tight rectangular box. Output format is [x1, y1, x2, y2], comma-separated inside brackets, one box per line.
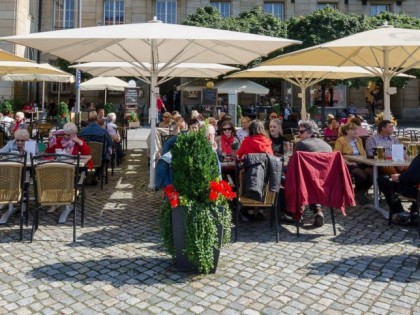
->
[0, 155, 92, 225]
[346, 155, 411, 219]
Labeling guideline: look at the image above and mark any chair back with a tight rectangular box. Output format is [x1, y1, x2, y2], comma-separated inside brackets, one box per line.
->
[31, 153, 79, 206]
[33, 121, 52, 140]
[79, 134, 106, 168]
[0, 153, 26, 204]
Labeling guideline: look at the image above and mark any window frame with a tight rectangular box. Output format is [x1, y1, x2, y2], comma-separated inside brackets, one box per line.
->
[156, 0, 177, 24]
[210, 1, 231, 18]
[370, 3, 390, 16]
[53, 0, 75, 30]
[104, 0, 125, 25]
[263, 2, 285, 20]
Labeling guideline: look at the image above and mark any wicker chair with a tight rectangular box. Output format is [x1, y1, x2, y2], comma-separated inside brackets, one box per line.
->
[234, 154, 283, 242]
[0, 152, 29, 241]
[33, 120, 52, 142]
[30, 153, 84, 242]
[79, 134, 107, 190]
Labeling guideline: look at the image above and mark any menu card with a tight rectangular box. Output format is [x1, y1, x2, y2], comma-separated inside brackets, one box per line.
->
[392, 144, 404, 161]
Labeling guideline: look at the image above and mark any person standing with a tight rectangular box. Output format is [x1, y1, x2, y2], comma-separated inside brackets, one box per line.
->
[157, 95, 167, 123]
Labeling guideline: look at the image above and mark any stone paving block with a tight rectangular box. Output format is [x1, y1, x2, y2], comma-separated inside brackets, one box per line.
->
[0, 145, 419, 314]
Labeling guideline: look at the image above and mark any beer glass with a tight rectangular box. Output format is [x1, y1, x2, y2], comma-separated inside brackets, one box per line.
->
[408, 143, 418, 159]
[376, 146, 385, 160]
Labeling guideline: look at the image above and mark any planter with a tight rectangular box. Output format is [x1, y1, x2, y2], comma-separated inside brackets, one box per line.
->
[128, 121, 140, 129]
[171, 205, 224, 273]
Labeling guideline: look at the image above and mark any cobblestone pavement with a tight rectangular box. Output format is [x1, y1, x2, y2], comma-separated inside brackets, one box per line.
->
[0, 138, 419, 315]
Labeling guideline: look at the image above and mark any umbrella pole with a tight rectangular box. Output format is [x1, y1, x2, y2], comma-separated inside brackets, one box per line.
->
[104, 88, 107, 105]
[148, 51, 159, 190]
[41, 81, 45, 113]
[383, 47, 391, 121]
[300, 87, 307, 120]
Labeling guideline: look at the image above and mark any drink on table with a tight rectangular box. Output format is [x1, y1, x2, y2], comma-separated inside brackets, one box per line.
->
[376, 146, 385, 160]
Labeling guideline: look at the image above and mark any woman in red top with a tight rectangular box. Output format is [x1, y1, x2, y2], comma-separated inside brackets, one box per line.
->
[237, 120, 273, 158]
[46, 122, 93, 169]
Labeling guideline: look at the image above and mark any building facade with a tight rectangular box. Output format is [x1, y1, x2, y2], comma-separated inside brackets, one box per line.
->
[1, 0, 419, 118]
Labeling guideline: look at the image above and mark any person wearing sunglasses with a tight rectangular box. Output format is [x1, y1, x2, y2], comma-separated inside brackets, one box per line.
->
[0, 129, 34, 154]
[159, 112, 172, 128]
[264, 112, 279, 131]
[46, 122, 92, 169]
[215, 121, 239, 162]
[294, 120, 332, 227]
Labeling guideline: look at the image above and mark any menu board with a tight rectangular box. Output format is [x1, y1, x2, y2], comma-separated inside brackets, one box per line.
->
[202, 88, 217, 106]
[125, 87, 139, 106]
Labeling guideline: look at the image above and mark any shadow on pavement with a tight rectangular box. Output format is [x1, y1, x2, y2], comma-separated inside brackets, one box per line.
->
[306, 254, 420, 283]
[28, 256, 194, 287]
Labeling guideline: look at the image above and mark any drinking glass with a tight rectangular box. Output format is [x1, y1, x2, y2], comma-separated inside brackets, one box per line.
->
[376, 146, 385, 161]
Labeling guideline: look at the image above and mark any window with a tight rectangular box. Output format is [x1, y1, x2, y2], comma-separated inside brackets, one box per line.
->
[53, 0, 75, 30]
[370, 4, 389, 16]
[210, 2, 231, 18]
[51, 82, 72, 95]
[317, 3, 337, 9]
[156, 0, 177, 24]
[104, 0, 125, 25]
[264, 2, 284, 20]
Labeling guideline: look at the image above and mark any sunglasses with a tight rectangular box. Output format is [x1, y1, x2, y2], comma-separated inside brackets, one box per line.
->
[163, 115, 171, 118]
[15, 139, 26, 142]
[63, 134, 71, 137]
[270, 116, 277, 119]
[298, 130, 307, 134]
[222, 127, 232, 131]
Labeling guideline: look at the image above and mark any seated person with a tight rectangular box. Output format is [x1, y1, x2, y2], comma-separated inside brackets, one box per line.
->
[46, 122, 92, 169]
[324, 118, 339, 142]
[0, 129, 34, 155]
[236, 116, 251, 143]
[295, 120, 332, 227]
[378, 152, 420, 225]
[11, 112, 28, 137]
[334, 122, 373, 205]
[215, 120, 240, 162]
[269, 118, 285, 156]
[237, 120, 273, 158]
[350, 117, 371, 137]
[0, 129, 36, 211]
[159, 112, 172, 128]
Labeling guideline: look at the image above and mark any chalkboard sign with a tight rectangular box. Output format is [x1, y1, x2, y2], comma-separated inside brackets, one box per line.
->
[125, 87, 139, 106]
[202, 88, 217, 106]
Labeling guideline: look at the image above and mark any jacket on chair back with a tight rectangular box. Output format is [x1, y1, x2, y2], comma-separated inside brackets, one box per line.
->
[285, 151, 355, 221]
[243, 153, 281, 201]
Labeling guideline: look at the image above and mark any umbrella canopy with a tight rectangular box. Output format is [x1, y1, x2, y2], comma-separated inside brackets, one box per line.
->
[227, 65, 414, 118]
[261, 26, 420, 119]
[214, 79, 269, 95]
[1, 63, 74, 112]
[1, 18, 300, 189]
[0, 49, 31, 62]
[1, 63, 74, 82]
[0, 60, 72, 76]
[70, 62, 239, 84]
[80, 76, 129, 104]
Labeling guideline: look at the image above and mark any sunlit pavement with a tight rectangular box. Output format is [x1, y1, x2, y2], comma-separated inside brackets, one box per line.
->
[0, 127, 418, 314]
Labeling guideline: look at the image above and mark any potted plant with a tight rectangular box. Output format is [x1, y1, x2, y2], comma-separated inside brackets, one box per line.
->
[56, 101, 70, 128]
[127, 111, 140, 129]
[0, 99, 14, 115]
[104, 103, 114, 115]
[159, 128, 234, 274]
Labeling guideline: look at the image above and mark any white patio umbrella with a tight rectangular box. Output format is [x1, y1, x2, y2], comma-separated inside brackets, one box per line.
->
[80, 76, 128, 104]
[70, 62, 239, 84]
[213, 79, 269, 94]
[1, 63, 74, 112]
[227, 65, 414, 118]
[1, 18, 300, 189]
[261, 25, 420, 120]
[0, 49, 32, 62]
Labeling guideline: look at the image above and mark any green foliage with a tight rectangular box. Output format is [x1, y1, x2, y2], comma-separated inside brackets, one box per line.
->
[272, 104, 281, 116]
[56, 101, 70, 127]
[56, 58, 92, 81]
[104, 103, 114, 115]
[0, 99, 14, 114]
[172, 130, 219, 202]
[160, 129, 232, 273]
[159, 201, 175, 257]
